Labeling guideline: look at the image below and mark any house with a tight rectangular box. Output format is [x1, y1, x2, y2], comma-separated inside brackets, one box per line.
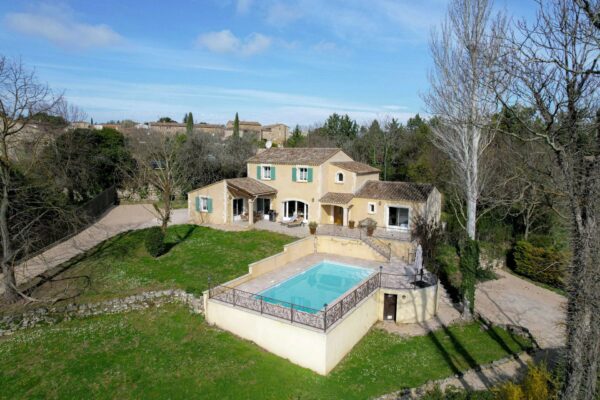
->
[188, 148, 441, 231]
[261, 123, 289, 145]
[224, 120, 262, 138]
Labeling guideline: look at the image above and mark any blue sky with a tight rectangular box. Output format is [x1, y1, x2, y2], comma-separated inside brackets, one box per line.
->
[0, 0, 535, 126]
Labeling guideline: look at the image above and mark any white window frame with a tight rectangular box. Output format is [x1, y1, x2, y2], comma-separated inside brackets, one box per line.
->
[200, 196, 209, 212]
[261, 164, 272, 180]
[385, 205, 410, 231]
[297, 166, 308, 182]
[368, 202, 376, 214]
[335, 171, 344, 183]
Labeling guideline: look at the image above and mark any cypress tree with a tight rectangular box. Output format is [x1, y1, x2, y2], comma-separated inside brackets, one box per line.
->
[186, 112, 194, 133]
[233, 112, 240, 138]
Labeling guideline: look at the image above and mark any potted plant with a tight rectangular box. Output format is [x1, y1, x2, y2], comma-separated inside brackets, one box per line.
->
[308, 221, 318, 234]
[349, 220, 355, 229]
[359, 218, 377, 236]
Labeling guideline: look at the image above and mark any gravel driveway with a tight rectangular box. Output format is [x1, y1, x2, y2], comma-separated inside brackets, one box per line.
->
[475, 269, 566, 350]
[1, 205, 189, 295]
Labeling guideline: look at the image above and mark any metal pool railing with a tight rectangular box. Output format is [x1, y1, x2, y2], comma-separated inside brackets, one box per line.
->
[208, 270, 437, 332]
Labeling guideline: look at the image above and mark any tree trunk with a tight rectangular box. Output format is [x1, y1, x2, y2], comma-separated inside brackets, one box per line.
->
[0, 176, 18, 303]
[161, 190, 171, 234]
[562, 220, 600, 400]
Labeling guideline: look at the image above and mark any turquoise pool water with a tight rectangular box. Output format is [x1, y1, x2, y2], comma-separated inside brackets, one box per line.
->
[259, 261, 373, 313]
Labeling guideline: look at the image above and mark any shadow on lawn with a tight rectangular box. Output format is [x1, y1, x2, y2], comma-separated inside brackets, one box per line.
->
[15, 232, 132, 305]
[163, 225, 197, 253]
[420, 314, 532, 390]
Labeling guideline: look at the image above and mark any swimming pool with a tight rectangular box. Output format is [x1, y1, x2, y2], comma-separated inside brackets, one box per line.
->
[259, 261, 373, 313]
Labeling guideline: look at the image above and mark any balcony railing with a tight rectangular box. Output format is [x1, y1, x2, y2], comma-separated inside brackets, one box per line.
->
[208, 270, 437, 332]
[316, 224, 412, 242]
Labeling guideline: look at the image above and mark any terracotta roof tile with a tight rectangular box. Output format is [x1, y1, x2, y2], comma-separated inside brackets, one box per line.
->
[226, 178, 277, 196]
[331, 161, 380, 174]
[319, 192, 354, 205]
[355, 181, 434, 202]
[247, 148, 341, 166]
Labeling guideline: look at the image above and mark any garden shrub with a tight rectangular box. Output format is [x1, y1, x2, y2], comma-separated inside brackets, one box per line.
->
[435, 244, 462, 300]
[494, 363, 556, 400]
[460, 239, 479, 314]
[145, 227, 166, 257]
[512, 240, 567, 289]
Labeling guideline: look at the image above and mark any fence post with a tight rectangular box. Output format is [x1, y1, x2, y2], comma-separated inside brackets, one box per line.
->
[323, 303, 328, 331]
[233, 289, 236, 306]
[290, 304, 294, 323]
[260, 295, 263, 314]
[379, 266, 383, 288]
[207, 276, 212, 298]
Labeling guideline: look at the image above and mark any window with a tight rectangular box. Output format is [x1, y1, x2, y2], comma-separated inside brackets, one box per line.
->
[262, 165, 272, 180]
[197, 196, 211, 213]
[388, 207, 409, 230]
[368, 202, 376, 214]
[298, 167, 308, 182]
[200, 197, 209, 212]
[335, 172, 344, 183]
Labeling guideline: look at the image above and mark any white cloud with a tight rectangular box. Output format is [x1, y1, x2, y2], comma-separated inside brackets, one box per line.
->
[4, 7, 122, 49]
[236, 0, 253, 14]
[196, 30, 272, 56]
[311, 40, 338, 52]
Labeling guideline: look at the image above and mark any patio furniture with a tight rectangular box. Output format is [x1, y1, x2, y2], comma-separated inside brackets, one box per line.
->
[287, 217, 304, 228]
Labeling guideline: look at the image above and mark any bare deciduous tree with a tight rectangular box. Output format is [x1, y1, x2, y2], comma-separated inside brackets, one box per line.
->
[500, 1, 600, 398]
[128, 131, 185, 233]
[0, 56, 63, 303]
[424, 0, 506, 240]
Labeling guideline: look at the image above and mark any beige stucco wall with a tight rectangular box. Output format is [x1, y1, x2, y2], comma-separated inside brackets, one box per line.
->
[315, 236, 388, 262]
[377, 283, 439, 324]
[205, 300, 329, 374]
[247, 151, 352, 223]
[188, 180, 228, 225]
[249, 237, 315, 278]
[324, 294, 378, 372]
[349, 197, 424, 229]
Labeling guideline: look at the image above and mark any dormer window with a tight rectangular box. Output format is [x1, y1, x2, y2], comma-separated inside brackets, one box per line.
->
[335, 171, 344, 183]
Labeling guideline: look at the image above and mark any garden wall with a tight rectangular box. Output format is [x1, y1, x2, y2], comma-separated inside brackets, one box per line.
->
[0, 290, 203, 337]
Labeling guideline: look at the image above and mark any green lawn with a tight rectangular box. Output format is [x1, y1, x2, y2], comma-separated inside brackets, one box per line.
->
[28, 225, 295, 304]
[0, 304, 532, 400]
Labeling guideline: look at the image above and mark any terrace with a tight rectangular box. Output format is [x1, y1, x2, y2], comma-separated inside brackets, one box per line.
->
[203, 235, 439, 374]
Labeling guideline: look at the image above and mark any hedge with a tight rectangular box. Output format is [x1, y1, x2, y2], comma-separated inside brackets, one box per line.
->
[512, 240, 567, 288]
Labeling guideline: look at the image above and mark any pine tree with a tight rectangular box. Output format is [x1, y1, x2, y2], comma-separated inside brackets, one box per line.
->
[233, 112, 240, 138]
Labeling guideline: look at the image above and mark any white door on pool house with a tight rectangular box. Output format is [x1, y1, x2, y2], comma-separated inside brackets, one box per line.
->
[282, 200, 308, 222]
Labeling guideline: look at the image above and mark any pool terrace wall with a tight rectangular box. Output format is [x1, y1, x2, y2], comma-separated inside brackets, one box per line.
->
[205, 289, 379, 375]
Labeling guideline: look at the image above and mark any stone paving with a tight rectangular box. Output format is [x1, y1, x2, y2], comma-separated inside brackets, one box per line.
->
[235, 253, 414, 294]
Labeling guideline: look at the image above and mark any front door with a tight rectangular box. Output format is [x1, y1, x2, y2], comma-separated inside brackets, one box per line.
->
[383, 294, 397, 321]
[333, 206, 343, 226]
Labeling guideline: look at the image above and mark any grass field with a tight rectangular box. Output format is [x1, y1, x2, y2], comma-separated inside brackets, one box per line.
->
[0, 304, 532, 400]
[26, 225, 295, 305]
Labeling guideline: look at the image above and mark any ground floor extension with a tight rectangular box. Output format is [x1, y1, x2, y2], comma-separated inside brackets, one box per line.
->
[204, 236, 439, 375]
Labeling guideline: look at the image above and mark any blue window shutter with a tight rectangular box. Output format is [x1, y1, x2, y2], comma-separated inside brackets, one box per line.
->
[195, 196, 200, 211]
[207, 198, 213, 213]
[292, 167, 297, 182]
[256, 165, 261, 179]
[271, 166, 276, 180]
[307, 168, 313, 182]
